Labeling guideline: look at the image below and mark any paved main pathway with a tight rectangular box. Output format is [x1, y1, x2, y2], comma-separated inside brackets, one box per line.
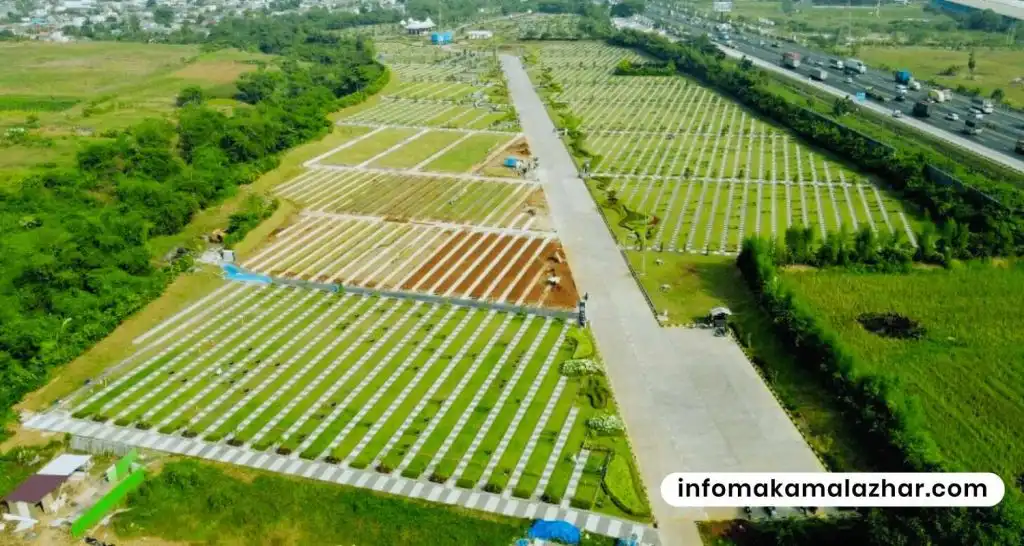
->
[22, 412, 660, 545]
[500, 54, 825, 545]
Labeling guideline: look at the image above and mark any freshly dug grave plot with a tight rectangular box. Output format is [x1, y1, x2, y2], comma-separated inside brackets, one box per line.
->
[319, 127, 419, 165]
[398, 231, 481, 292]
[470, 237, 544, 300]
[464, 237, 530, 298]
[419, 233, 501, 295]
[522, 244, 579, 310]
[509, 188, 554, 231]
[505, 241, 558, 305]
[450, 234, 520, 296]
[359, 226, 454, 289]
[475, 137, 531, 178]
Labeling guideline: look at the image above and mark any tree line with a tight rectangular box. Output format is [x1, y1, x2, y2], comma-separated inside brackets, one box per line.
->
[0, 14, 387, 435]
[608, 29, 1024, 259]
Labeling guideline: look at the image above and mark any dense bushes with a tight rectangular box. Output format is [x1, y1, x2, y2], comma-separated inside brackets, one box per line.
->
[609, 29, 1024, 258]
[0, 16, 384, 436]
[613, 59, 675, 76]
[736, 237, 1024, 544]
[774, 225, 915, 272]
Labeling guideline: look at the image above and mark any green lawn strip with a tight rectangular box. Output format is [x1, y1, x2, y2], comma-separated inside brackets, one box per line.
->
[511, 380, 577, 498]
[485, 353, 568, 492]
[195, 298, 399, 438]
[759, 184, 776, 239]
[679, 180, 708, 247]
[706, 182, 731, 251]
[458, 183, 520, 225]
[541, 411, 588, 503]
[235, 301, 421, 447]
[731, 184, 757, 249]
[816, 183, 842, 235]
[339, 175, 414, 214]
[414, 177, 472, 219]
[442, 182, 507, 223]
[385, 177, 449, 218]
[321, 128, 419, 165]
[86, 287, 289, 419]
[112, 460, 533, 546]
[467, 112, 512, 130]
[585, 180, 632, 245]
[291, 304, 444, 458]
[429, 319, 551, 480]
[569, 450, 606, 509]
[371, 131, 464, 170]
[431, 107, 475, 127]
[659, 179, 691, 241]
[162, 295, 370, 433]
[424, 134, 510, 173]
[138, 294, 333, 427]
[387, 316, 538, 477]
[456, 326, 563, 487]
[349, 310, 498, 469]
[268, 301, 430, 454]
[326, 307, 473, 461]
[862, 184, 891, 232]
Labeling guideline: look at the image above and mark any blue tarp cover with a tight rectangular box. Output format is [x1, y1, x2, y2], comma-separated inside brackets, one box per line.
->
[504, 157, 520, 167]
[528, 520, 581, 544]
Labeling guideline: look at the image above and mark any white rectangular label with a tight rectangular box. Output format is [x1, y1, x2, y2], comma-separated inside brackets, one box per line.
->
[660, 472, 1004, 507]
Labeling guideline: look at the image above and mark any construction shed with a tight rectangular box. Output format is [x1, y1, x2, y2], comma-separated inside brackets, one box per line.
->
[2, 475, 69, 517]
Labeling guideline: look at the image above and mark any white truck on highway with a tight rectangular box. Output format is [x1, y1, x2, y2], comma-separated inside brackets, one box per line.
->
[844, 59, 867, 74]
[928, 89, 952, 103]
[972, 97, 994, 114]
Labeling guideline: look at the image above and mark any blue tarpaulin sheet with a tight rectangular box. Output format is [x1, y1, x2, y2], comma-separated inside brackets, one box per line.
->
[528, 520, 581, 544]
[504, 157, 520, 167]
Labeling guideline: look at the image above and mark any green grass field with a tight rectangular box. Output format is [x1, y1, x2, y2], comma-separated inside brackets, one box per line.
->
[424, 134, 514, 172]
[783, 262, 1024, 478]
[113, 460, 541, 546]
[0, 42, 269, 180]
[858, 46, 1024, 107]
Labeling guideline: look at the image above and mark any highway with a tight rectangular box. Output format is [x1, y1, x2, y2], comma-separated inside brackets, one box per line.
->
[643, 7, 1024, 172]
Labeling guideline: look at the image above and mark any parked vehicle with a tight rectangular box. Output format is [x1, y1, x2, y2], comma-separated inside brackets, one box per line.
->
[782, 51, 801, 68]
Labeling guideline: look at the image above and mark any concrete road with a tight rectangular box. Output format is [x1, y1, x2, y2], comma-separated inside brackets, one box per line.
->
[500, 54, 824, 546]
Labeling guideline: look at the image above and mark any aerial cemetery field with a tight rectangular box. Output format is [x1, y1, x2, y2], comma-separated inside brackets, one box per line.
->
[532, 42, 920, 256]
[34, 37, 651, 528]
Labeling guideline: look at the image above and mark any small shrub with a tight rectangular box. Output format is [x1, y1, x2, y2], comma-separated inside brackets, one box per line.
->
[135, 421, 152, 430]
[227, 438, 244, 447]
[114, 417, 131, 427]
[92, 414, 109, 423]
[512, 486, 532, 499]
[570, 497, 592, 510]
[182, 429, 198, 438]
[375, 463, 393, 474]
[585, 413, 625, 436]
[429, 472, 449, 484]
[276, 446, 292, 456]
[324, 456, 340, 464]
[349, 460, 368, 470]
[456, 477, 475, 489]
[541, 492, 562, 504]
[482, 482, 502, 494]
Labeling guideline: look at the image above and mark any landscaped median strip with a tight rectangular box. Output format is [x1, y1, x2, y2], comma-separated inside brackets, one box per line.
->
[22, 412, 660, 545]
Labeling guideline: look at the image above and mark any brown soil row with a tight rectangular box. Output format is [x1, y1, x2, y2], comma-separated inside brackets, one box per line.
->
[424, 233, 499, 294]
[467, 236, 529, 300]
[450, 234, 518, 296]
[399, 231, 481, 292]
[506, 241, 555, 304]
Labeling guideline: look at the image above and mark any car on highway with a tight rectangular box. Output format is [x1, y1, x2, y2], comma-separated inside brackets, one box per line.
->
[844, 76, 854, 84]
[892, 109, 903, 118]
[771, 41, 780, 48]
[945, 112, 960, 121]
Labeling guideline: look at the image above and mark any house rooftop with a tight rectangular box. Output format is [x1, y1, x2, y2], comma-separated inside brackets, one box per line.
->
[37, 454, 91, 477]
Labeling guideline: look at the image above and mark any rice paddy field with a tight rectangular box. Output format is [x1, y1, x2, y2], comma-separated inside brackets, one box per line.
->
[782, 263, 1024, 480]
[530, 41, 923, 255]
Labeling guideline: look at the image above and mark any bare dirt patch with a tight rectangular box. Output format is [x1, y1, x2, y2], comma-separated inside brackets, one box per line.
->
[507, 241, 555, 305]
[481, 238, 542, 301]
[425, 233, 496, 294]
[468, 237, 528, 299]
[524, 243, 578, 309]
[451, 234, 516, 295]
[400, 231, 477, 291]
[172, 60, 255, 84]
